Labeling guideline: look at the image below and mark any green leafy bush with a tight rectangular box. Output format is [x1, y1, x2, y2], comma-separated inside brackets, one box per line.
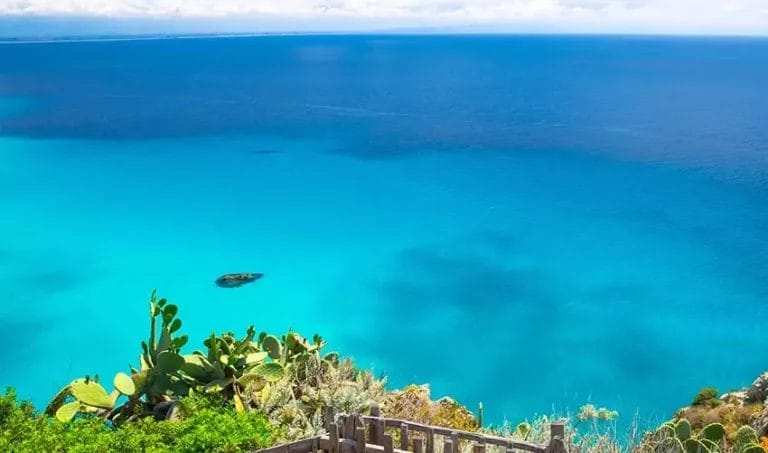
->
[0, 388, 281, 452]
[692, 388, 720, 407]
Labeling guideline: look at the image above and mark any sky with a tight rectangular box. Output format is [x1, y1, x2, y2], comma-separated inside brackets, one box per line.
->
[0, 0, 767, 36]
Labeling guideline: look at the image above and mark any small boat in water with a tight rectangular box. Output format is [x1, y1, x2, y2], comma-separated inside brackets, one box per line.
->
[215, 273, 264, 288]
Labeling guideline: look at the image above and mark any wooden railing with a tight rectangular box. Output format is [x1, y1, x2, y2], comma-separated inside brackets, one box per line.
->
[257, 405, 567, 453]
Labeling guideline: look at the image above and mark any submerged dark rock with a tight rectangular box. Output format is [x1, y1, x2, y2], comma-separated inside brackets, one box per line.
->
[215, 273, 264, 288]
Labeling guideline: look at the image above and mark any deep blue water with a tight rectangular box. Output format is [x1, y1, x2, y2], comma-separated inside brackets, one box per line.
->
[1, 35, 768, 429]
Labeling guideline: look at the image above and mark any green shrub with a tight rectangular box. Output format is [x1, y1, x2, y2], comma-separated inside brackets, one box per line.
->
[692, 388, 720, 407]
[0, 388, 282, 452]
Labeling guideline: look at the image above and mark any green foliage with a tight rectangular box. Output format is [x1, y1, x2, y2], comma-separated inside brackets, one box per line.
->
[740, 444, 765, 453]
[1, 388, 281, 452]
[114, 373, 136, 396]
[692, 388, 720, 407]
[70, 378, 114, 409]
[700, 439, 719, 452]
[684, 438, 709, 453]
[643, 419, 732, 453]
[133, 290, 190, 403]
[180, 327, 274, 400]
[676, 419, 692, 441]
[657, 437, 685, 452]
[733, 426, 759, 452]
[37, 290, 377, 446]
[261, 335, 282, 360]
[47, 374, 137, 423]
[700, 423, 726, 443]
[641, 418, 765, 453]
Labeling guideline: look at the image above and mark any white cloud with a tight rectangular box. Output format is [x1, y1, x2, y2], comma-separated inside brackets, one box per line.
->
[0, 0, 766, 35]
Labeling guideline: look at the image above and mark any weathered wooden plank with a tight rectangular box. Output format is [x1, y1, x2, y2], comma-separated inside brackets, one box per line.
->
[546, 421, 567, 453]
[400, 423, 410, 451]
[256, 436, 323, 453]
[426, 428, 435, 453]
[472, 442, 486, 453]
[443, 439, 453, 453]
[373, 417, 385, 445]
[384, 433, 395, 453]
[256, 445, 288, 453]
[325, 407, 337, 432]
[355, 415, 365, 441]
[356, 426, 368, 453]
[344, 415, 356, 440]
[359, 417, 544, 452]
[413, 436, 425, 453]
[450, 432, 459, 453]
[369, 406, 382, 445]
[319, 437, 410, 453]
[549, 422, 565, 442]
[329, 423, 340, 453]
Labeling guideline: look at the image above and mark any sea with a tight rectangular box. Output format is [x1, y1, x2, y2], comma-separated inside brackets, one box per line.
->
[1, 34, 767, 431]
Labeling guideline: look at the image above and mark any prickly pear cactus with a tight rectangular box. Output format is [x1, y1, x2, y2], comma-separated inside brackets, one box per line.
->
[113, 372, 136, 396]
[654, 423, 676, 442]
[323, 352, 340, 366]
[699, 439, 719, 452]
[683, 438, 709, 453]
[657, 437, 685, 453]
[733, 426, 760, 452]
[676, 419, 692, 441]
[70, 378, 113, 409]
[261, 335, 282, 360]
[700, 423, 726, 443]
[740, 444, 765, 453]
[55, 401, 81, 423]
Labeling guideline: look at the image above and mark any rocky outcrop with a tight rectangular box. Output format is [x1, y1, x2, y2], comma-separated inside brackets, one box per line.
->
[747, 372, 768, 404]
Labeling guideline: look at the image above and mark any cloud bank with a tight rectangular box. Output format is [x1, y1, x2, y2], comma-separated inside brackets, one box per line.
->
[1, 0, 767, 35]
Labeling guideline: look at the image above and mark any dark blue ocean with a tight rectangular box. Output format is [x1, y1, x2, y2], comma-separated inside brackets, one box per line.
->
[1, 35, 767, 429]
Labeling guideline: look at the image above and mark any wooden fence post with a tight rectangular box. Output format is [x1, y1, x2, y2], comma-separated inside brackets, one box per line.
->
[450, 432, 459, 453]
[443, 439, 453, 453]
[355, 426, 367, 453]
[426, 428, 435, 453]
[400, 423, 410, 450]
[472, 443, 486, 453]
[370, 404, 384, 446]
[344, 415, 356, 440]
[329, 423, 340, 453]
[413, 436, 425, 453]
[547, 420, 567, 453]
[325, 407, 336, 432]
[383, 433, 394, 453]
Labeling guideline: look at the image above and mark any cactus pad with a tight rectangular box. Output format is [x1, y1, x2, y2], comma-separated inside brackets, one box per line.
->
[70, 379, 113, 409]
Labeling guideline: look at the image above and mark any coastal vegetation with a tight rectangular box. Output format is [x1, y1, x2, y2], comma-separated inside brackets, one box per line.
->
[1, 291, 767, 452]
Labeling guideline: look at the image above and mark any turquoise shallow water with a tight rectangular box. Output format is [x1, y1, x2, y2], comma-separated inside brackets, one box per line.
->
[1, 35, 768, 429]
[2, 131, 767, 427]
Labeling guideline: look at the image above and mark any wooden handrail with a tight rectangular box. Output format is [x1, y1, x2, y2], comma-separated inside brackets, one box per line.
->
[358, 415, 546, 452]
[256, 405, 564, 453]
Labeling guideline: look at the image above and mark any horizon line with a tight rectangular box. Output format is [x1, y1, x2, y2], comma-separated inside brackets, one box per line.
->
[2, 30, 768, 44]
